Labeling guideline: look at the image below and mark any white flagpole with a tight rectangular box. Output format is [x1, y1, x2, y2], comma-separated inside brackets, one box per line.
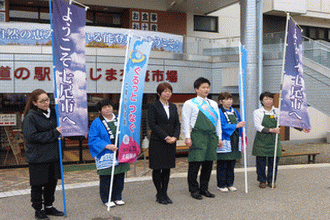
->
[239, 43, 248, 193]
[271, 13, 290, 189]
[106, 32, 132, 211]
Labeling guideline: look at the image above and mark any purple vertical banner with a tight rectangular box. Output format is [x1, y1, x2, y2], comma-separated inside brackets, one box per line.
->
[118, 34, 152, 163]
[53, 0, 88, 137]
[279, 19, 311, 129]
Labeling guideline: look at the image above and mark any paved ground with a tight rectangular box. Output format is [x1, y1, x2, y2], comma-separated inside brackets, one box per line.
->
[1, 164, 330, 220]
[0, 141, 329, 219]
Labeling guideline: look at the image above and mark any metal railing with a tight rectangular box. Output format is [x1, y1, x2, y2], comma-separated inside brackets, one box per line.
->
[183, 35, 240, 55]
[264, 32, 330, 70]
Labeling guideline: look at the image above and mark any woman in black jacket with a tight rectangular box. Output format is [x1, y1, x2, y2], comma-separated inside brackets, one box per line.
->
[148, 82, 180, 205]
[22, 89, 64, 220]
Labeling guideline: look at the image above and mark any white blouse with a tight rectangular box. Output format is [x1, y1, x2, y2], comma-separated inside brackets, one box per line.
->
[253, 106, 279, 132]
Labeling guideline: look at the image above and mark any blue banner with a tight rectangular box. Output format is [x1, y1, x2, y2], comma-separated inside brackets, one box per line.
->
[53, 0, 88, 137]
[0, 23, 183, 53]
[239, 44, 248, 153]
[118, 34, 152, 163]
[239, 45, 247, 125]
[279, 19, 311, 129]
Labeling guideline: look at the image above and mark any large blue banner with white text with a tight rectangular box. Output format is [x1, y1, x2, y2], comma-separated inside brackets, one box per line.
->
[279, 19, 311, 129]
[53, 0, 88, 136]
[0, 23, 183, 53]
[118, 34, 152, 163]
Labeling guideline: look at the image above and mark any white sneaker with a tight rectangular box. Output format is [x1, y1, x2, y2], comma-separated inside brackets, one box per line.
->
[228, 186, 237, 192]
[105, 201, 116, 207]
[115, 200, 125, 206]
[217, 187, 229, 192]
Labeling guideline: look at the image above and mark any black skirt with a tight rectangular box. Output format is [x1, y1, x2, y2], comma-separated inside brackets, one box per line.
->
[29, 161, 61, 186]
[149, 139, 176, 169]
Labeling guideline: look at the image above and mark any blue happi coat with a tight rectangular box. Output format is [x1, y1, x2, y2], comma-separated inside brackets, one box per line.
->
[217, 107, 242, 153]
[88, 117, 118, 169]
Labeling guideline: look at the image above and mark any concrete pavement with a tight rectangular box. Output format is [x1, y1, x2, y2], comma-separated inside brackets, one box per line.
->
[1, 163, 330, 220]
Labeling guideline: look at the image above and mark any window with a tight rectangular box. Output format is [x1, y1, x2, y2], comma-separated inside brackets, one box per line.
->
[194, 15, 218, 32]
[301, 25, 330, 42]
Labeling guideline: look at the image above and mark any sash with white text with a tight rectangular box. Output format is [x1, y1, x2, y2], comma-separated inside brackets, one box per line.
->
[192, 98, 218, 129]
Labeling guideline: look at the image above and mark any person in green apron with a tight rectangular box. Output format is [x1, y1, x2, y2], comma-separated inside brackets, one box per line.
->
[182, 77, 223, 200]
[88, 99, 130, 208]
[252, 92, 281, 188]
[216, 92, 245, 192]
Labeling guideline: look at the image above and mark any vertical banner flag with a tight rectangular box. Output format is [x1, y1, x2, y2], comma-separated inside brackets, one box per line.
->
[53, 0, 88, 137]
[239, 44, 248, 152]
[279, 19, 311, 129]
[118, 34, 152, 163]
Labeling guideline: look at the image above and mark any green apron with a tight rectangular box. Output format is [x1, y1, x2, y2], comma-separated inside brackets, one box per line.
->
[252, 112, 281, 157]
[217, 114, 242, 160]
[97, 163, 130, 176]
[188, 111, 219, 162]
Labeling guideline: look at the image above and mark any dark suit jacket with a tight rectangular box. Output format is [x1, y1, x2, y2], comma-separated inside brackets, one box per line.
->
[147, 100, 180, 169]
[148, 100, 180, 141]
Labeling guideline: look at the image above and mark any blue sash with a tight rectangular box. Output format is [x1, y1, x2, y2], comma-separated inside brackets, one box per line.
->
[192, 98, 218, 128]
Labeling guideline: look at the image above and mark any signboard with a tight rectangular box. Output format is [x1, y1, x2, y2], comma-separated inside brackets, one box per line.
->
[0, 114, 16, 126]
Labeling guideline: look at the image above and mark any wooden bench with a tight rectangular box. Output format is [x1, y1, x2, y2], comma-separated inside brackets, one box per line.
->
[281, 151, 320, 164]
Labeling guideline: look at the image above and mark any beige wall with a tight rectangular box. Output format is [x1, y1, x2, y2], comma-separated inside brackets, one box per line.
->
[186, 3, 240, 39]
[290, 107, 330, 140]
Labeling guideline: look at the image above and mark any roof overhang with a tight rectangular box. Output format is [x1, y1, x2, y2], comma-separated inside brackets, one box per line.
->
[14, 0, 239, 15]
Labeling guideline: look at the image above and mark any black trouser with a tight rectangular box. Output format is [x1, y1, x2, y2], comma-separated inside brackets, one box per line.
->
[152, 168, 171, 199]
[216, 160, 236, 188]
[31, 179, 58, 211]
[188, 161, 213, 193]
[99, 173, 125, 204]
[256, 156, 280, 184]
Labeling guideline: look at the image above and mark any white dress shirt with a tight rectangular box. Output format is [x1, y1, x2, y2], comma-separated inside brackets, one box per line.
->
[182, 96, 222, 139]
[253, 106, 279, 132]
[160, 100, 170, 119]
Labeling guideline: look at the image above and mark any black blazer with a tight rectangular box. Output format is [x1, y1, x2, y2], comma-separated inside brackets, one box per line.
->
[148, 100, 180, 141]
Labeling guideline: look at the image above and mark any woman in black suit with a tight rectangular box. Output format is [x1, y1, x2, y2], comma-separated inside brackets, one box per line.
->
[148, 82, 180, 205]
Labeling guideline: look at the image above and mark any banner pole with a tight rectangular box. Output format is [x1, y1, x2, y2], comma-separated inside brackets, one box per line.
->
[107, 32, 132, 211]
[49, 0, 67, 216]
[271, 12, 290, 189]
[239, 43, 248, 193]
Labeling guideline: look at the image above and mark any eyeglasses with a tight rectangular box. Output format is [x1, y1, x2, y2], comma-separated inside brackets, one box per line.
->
[37, 98, 50, 104]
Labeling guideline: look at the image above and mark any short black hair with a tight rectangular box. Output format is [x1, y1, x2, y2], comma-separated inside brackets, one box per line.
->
[259, 92, 274, 105]
[193, 77, 211, 89]
[96, 99, 115, 112]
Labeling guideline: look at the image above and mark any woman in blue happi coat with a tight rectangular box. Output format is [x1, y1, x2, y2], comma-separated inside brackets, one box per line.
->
[88, 99, 129, 208]
[216, 92, 245, 192]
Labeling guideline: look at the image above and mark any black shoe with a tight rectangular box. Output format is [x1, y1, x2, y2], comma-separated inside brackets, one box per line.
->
[190, 192, 203, 200]
[45, 207, 64, 216]
[200, 190, 215, 198]
[35, 210, 49, 220]
[156, 196, 168, 205]
[164, 195, 173, 204]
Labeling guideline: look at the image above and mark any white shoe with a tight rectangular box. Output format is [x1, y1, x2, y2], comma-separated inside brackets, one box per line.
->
[217, 187, 229, 192]
[105, 201, 116, 207]
[228, 186, 237, 192]
[115, 200, 125, 206]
